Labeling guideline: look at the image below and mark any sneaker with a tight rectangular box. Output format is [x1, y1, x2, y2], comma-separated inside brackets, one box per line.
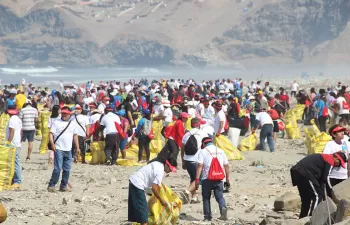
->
[190, 196, 200, 204]
[181, 190, 191, 204]
[26, 157, 30, 162]
[47, 186, 56, 193]
[218, 207, 228, 221]
[10, 183, 21, 190]
[59, 187, 72, 192]
[105, 159, 111, 165]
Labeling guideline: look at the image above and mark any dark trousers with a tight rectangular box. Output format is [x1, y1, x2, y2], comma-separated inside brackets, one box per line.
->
[326, 178, 346, 197]
[294, 173, 324, 218]
[138, 135, 151, 161]
[317, 116, 327, 132]
[201, 179, 226, 220]
[104, 134, 119, 164]
[260, 124, 274, 152]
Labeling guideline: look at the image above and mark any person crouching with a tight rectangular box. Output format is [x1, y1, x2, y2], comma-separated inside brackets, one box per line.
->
[290, 152, 347, 218]
[128, 159, 177, 225]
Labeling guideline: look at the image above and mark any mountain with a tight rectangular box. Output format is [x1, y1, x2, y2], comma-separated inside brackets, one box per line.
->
[0, 0, 349, 67]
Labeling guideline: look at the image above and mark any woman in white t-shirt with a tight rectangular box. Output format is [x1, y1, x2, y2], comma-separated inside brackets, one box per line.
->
[82, 91, 94, 112]
[336, 90, 350, 126]
[323, 124, 350, 189]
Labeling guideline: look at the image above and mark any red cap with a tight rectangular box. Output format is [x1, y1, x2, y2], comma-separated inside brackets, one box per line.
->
[180, 112, 190, 119]
[7, 108, 18, 115]
[103, 97, 110, 101]
[331, 126, 346, 134]
[61, 109, 71, 115]
[334, 152, 347, 168]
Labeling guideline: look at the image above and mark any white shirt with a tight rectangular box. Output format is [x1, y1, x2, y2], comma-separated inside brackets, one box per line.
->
[90, 113, 101, 125]
[83, 97, 94, 110]
[188, 108, 196, 118]
[163, 107, 173, 125]
[182, 128, 209, 162]
[129, 161, 165, 190]
[292, 83, 299, 92]
[337, 97, 350, 115]
[50, 118, 78, 151]
[197, 144, 228, 180]
[48, 117, 59, 128]
[203, 106, 215, 118]
[74, 114, 90, 137]
[214, 110, 226, 134]
[255, 112, 273, 126]
[100, 112, 121, 134]
[323, 139, 350, 180]
[98, 103, 106, 113]
[153, 104, 164, 115]
[6, 115, 22, 147]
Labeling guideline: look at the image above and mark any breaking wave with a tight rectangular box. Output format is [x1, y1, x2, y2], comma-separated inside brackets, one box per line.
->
[0, 66, 59, 74]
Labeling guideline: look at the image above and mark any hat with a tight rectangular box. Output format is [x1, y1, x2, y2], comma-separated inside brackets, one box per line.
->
[201, 137, 212, 149]
[103, 96, 110, 101]
[89, 103, 97, 108]
[116, 109, 126, 116]
[213, 102, 222, 110]
[110, 89, 118, 96]
[7, 108, 18, 115]
[219, 90, 224, 94]
[142, 109, 151, 116]
[249, 96, 255, 100]
[162, 100, 171, 107]
[330, 125, 347, 134]
[165, 160, 177, 173]
[75, 104, 82, 110]
[334, 152, 347, 168]
[61, 109, 71, 115]
[186, 101, 194, 107]
[191, 118, 205, 127]
[25, 99, 31, 104]
[180, 112, 190, 119]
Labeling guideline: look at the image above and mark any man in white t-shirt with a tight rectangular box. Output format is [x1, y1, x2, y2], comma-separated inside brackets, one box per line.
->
[195, 137, 229, 221]
[98, 96, 109, 114]
[48, 106, 80, 192]
[256, 110, 274, 152]
[73, 105, 90, 163]
[6, 107, 23, 189]
[291, 80, 299, 98]
[128, 160, 176, 225]
[100, 107, 121, 165]
[336, 90, 350, 126]
[213, 102, 226, 136]
[181, 118, 208, 203]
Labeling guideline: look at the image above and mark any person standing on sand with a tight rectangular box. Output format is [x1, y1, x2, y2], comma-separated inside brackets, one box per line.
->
[255, 109, 275, 152]
[19, 99, 38, 161]
[195, 137, 229, 221]
[72, 105, 90, 164]
[291, 152, 347, 218]
[128, 159, 177, 225]
[213, 102, 226, 137]
[181, 118, 208, 203]
[6, 106, 23, 190]
[48, 106, 80, 192]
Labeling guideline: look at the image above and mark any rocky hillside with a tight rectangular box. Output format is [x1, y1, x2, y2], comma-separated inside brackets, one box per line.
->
[0, 0, 349, 67]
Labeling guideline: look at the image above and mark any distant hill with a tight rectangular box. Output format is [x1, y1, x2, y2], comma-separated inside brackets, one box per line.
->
[0, 0, 349, 67]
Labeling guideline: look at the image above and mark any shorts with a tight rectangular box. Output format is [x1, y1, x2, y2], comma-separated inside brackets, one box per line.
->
[273, 120, 280, 133]
[105, 133, 118, 151]
[185, 160, 197, 183]
[119, 137, 128, 150]
[21, 130, 35, 142]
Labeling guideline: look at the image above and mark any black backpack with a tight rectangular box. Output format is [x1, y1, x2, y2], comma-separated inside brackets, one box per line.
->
[184, 131, 199, 155]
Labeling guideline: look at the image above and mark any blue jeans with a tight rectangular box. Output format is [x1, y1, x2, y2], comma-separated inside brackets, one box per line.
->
[48, 150, 72, 189]
[201, 179, 226, 220]
[12, 147, 22, 184]
[260, 124, 274, 152]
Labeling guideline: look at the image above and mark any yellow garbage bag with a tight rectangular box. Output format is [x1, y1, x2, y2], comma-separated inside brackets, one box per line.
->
[90, 141, 106, 165]
[313, 132, 332, 154]
[125, 144, 157, 161]
[239, 133, 258, 151]
[150, 120, 165, 154]
[285, 123, 300, 139]
[148, 184, 182, 225]
[214, 135, 244, 160]
[239, 109, 246, 118]
[39, 111, 51, 154]
[0, 114, 10, 144]
[0, 145, 16, 191]
[85, 152, 92, 163]
[117, 159, 141, 166]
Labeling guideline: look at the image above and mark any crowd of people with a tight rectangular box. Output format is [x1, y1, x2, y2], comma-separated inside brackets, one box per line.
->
[2, 77, 350, 223]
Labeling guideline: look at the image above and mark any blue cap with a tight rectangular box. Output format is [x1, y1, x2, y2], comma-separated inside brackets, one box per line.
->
[115, 109, 126, 116]
[142, 109, 151, 115]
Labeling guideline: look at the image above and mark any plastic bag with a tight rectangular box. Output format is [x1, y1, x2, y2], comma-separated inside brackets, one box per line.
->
[0, 114, 10, 144]
[148, 184, 182, 225]
[150, 120, 164, 154]
[90, 141, 106, 165]
[285, 123, 300, 139]
[39, 111, 51, 154]
[239, 133, 258, 151]
[0, 145, 16, 191]
[214, 135, 244, 160]
[185, 118, 192, 131]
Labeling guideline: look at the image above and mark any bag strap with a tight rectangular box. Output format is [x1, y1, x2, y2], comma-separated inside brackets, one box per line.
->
[54, 121, 72, 144]
[75, 115, 87, 136]
[205, 146, 218, 158]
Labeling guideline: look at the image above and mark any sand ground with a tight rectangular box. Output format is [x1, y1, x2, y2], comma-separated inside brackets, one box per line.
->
[1, 117, 308, 225]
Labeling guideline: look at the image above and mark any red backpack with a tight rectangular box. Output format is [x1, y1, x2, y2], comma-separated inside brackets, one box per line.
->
[268, 109, 279, 120]
[206, 148, 225, 181]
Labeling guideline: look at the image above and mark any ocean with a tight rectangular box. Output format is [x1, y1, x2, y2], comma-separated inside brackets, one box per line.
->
[0, 65, 349, 89]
